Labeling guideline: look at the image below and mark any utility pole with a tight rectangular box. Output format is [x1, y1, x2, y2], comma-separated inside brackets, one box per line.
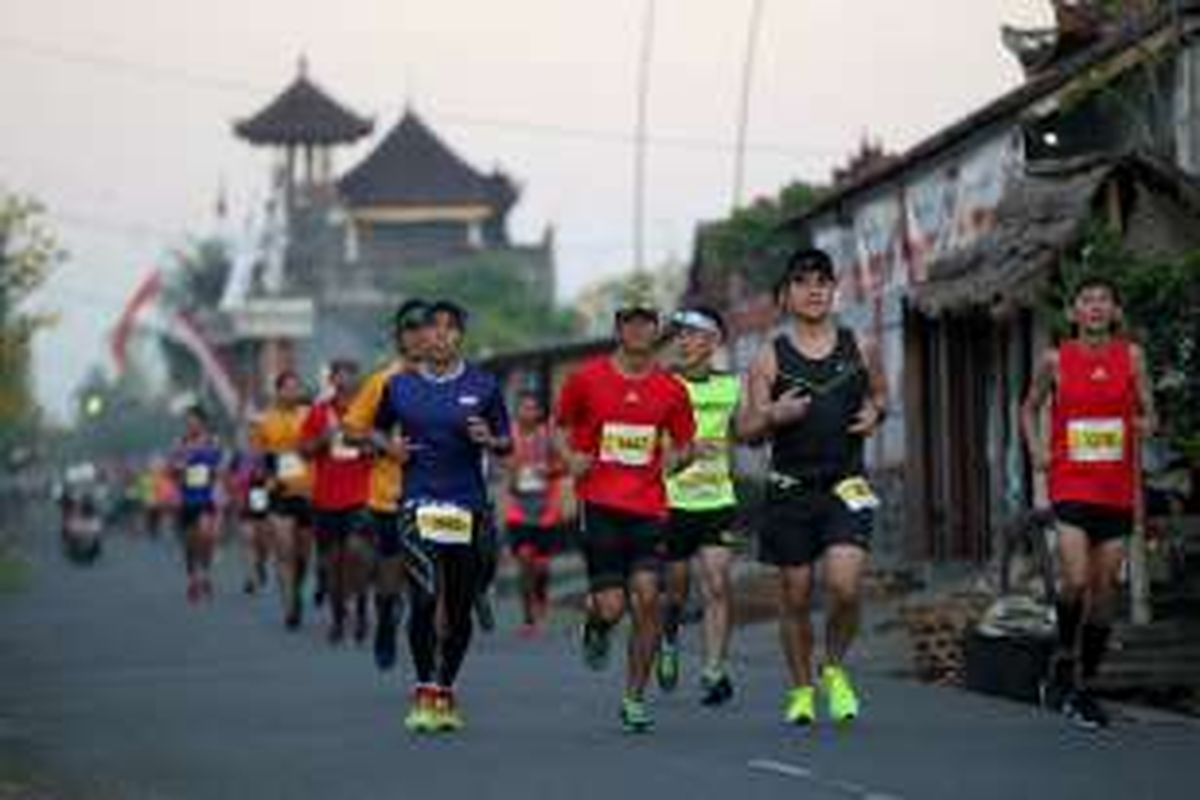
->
[732, 0, 767, 210]
[633, 0, 657, 272]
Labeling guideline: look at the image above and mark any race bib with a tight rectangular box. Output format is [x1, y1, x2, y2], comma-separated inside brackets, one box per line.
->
[1067, 418, 1125, 463]
[415, 504, 474, 545]
[515, 466, 547, 494]
[833, 476, 880, 513]
[184, 464, 212, 490]
[277, 452, 305, 480]
[599, 423, 656, 467]
[248, 488, 270, 513]
[330, 434, 362, 462]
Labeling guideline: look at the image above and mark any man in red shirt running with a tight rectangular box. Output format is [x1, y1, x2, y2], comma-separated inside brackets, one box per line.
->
[556, 296, 696, 733]
[302, 359, 375, 644]
[1021, 276, 1156, 729]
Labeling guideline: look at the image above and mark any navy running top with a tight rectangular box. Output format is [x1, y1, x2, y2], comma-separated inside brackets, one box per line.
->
[374, 362, 510, 511]
[175, 439, 223, 508]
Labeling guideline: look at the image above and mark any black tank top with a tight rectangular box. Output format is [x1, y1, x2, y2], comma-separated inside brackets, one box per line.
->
[769, 327, 868, 480]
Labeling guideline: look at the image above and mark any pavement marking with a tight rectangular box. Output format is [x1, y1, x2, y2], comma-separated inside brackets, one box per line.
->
[748, 758, 904, 800]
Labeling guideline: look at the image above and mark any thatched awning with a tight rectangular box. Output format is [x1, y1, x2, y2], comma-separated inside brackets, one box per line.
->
[913, 160, 1110, 315]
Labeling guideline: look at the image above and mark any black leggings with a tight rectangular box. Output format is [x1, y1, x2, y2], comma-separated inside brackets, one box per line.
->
[408, 544, 483, 687]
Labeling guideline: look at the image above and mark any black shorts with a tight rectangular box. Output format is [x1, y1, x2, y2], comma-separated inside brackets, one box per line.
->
[270, 494, 310, 523]
[371, 510, 403, 558]
[509, 523, 561, 560]
[1053, 502, 1132, 544]
[177, 503, 216, 532]
[758, 482, 872, 568]
[665, 506, 739, 562]
[579, 502, 663, 592]
[312, 508, 369, 545]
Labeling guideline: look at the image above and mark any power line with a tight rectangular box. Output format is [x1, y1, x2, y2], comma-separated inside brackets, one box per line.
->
[0, 33, 842, 160]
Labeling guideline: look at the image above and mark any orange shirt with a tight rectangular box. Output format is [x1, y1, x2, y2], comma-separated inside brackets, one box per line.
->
[251, 405, 312, 498]
[344, 360, 405, 513]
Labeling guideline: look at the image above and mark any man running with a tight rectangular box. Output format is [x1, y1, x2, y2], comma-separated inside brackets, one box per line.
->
[303, 359, 374, 645]
[344, 299, 431, 669]
[172, 406, 224, 604]
[556, 295, 696, 733]
[503, 390, 566, 637]
[1020, 276, 1155, 729]
[373, 299, 511, 734]
[251, 370, 314, 630]
[658, 306, 742, 706]
[230, 448, 272, 594]
[736, 248, 887, 727]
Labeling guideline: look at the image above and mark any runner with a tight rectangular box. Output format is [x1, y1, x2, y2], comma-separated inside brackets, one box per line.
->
[1020, 276, 1155, 729]
[230, 447, 271, 595]
[503, 390, 566, 637]
[172, 406, 224, 604]
[556, 294, 696, 733]
[658, 306, 742, 706]
[372, 299, 512, 733]
[344, 298, 430, 669]
[251, 370, 314, 630]
[735, 248, 887, 727]
[302, 359, 375, 645]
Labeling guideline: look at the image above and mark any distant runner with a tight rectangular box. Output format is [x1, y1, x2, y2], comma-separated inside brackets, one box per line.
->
[1021, 276, 1155, 730]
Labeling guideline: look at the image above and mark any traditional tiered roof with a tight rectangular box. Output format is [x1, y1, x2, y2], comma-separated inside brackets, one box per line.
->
[234, 59, 373, 147]
[339, 110, 516, 210]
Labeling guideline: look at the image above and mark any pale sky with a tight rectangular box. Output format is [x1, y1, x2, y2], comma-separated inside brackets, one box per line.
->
[1, 0, 1052, 421]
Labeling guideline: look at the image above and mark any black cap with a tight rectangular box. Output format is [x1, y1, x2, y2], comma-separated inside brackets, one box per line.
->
[777, 247, 836, 293]
[427, 299, 469, 330]
[393, 299, 431, 331]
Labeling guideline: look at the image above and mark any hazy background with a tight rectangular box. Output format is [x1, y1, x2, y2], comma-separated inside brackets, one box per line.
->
[0, 0, 1053, 420]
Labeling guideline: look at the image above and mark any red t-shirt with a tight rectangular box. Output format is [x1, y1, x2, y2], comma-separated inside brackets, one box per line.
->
[556, 356, 695, 519]
[301, 400, 372, 511]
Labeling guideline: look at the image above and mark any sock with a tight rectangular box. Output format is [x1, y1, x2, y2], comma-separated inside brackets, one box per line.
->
[1080, 623, 1112, 682]
[1056, 599, 1083, 656]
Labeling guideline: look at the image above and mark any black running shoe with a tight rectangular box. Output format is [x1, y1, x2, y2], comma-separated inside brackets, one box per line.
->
[1063, 689, 1110, 730]
[700, 672, 734, 707]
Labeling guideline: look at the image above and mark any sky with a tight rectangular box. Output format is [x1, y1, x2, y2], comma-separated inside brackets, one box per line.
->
[0, 0, 1053, 421]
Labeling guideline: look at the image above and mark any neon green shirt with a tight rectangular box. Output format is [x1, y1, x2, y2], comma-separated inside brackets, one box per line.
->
[667, 372, 740, 511]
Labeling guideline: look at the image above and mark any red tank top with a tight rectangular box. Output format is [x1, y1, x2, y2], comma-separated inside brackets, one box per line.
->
[1048, 339, 1137, 509]
[505, 425, 564, 528]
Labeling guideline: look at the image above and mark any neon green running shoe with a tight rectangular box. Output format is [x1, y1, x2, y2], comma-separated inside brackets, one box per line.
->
[620, 696, 654, 734]
[656, 641, 680, 692]
[784, 686, 816, 726]
[822, 665, 860, 723]
[404, 686, 438, 734]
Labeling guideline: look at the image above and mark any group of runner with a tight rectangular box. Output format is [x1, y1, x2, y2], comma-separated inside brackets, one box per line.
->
[164, 244, 1151, 735]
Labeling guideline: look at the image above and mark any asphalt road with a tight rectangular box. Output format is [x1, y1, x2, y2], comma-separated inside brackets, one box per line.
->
[3, 513, 1200, 800]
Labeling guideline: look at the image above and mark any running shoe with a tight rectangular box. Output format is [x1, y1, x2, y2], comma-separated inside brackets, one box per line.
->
[432, 687, 465, 733]
[284, 593, 303, 631]
[620, 696, 654, 734]
[1063, 688, 1110, 730]
[822, 665, 860, 723]
[404, 685, 439, 734]
[353, 611, 369, 645]
[656, 640, 680, 692]
[581, 618, 612, 672]
[784, 686, 815, 726]
[700, 669, 734, 707]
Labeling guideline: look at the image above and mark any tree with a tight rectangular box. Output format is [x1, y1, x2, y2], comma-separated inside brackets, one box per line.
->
[0, 190, 63, 443]
[396, 252, 579, 356]
[694, 180, 826, 298]
[1046, 223, 1200, 449]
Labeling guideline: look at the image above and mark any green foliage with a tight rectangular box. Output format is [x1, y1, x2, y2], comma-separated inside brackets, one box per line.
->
[1046, 223, 1200, 444]
[69, 365, 180, 460]
[1, 190, 63, 444]
[696, 180, 826, 296]
[395, 252, 579, 356]
[162, 237, 231, 312]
